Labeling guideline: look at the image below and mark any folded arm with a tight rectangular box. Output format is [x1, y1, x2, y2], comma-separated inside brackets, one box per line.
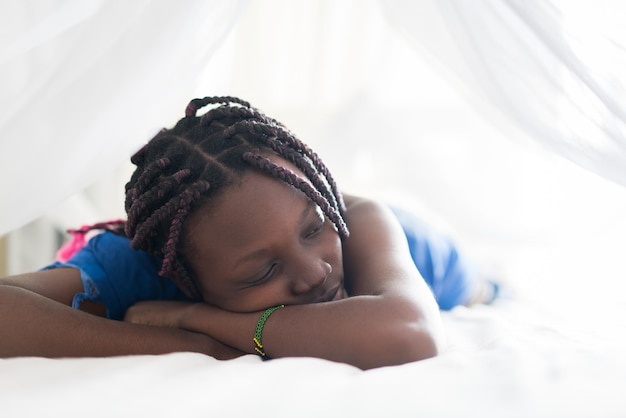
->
[0, 269, 243, 359]
[127, 196, 446, 369]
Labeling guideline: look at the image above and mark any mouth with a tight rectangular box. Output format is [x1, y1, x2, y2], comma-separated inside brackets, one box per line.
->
[331, 286, 346, 301]
[316, 284, 346, 303]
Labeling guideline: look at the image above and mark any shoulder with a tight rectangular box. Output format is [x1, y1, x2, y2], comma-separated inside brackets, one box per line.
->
[341, 194, 417, 289]
[342, 194, 406, 245]
[61, 232, 161, 280]
[46, 232, 186, 319]
[86, 232, 158, 267]
[77, 232, 170, 296]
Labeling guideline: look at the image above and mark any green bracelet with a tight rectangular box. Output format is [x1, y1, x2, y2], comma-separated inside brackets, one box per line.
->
[253, 304, 284, 360]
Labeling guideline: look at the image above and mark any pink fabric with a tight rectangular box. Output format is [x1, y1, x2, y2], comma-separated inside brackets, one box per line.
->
[55, 220, 126, 262]
[55, 228, 88, 262]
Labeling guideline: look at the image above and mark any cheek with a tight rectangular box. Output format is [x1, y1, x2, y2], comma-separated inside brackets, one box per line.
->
[196, 273, 283, 313]
[206, 288, 285, 313]
[196, 277, 224, 306]
[323, 226, 344, 274]
[191, 268, 234, 307]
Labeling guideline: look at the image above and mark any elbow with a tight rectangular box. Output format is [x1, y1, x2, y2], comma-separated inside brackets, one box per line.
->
[403, 325, 445, 362]
[358, 320, 446, 370]
[389, 325, 445, 366]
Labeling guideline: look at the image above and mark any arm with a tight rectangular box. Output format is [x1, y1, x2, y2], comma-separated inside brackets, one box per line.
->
[0, 269, 243, 359]
[128, 195, 445, 369]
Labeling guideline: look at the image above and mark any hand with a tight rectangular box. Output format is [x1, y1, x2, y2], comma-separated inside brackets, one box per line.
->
[124, 300, 196, 328]
[124, 300, 247, 360]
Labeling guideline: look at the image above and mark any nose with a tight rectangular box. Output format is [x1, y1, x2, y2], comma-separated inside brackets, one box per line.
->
[290, 258, 332, 295]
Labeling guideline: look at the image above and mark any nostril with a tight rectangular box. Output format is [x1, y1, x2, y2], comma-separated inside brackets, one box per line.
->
[291, 261, 332, 295]
[320, 262, 332, 287]
[324, 262, 332, 278]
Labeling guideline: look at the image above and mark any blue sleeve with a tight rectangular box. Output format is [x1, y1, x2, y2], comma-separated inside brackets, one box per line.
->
[42, 232, 189, 320]
[391, 207, 478, 310]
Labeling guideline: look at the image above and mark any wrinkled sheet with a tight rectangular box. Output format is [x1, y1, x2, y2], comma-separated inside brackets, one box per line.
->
[2, 299, 624, 418]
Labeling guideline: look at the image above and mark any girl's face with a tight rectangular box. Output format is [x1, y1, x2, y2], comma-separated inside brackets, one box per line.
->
[183, 159, 345, 313]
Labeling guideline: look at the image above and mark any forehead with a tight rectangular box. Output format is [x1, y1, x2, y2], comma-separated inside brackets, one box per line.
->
[184, 160, 312, 262]
[197, 170, 302, 235]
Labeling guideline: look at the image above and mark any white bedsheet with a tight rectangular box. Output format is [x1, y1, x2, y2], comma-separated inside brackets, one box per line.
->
[2, 299, 624, 418]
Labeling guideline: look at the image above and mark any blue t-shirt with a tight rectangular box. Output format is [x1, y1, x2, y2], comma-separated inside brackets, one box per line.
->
[44, 232, 188, 320]
[391, 207, 476, 310]
[44, 209, 476, 318]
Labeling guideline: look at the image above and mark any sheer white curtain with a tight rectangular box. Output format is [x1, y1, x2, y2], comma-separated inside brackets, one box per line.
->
[0, 0, 248, 237]
[374, 0, 626, 309]
[3, 0, 625, 234]
[381, 0, 626, 188]
[2, 0, 626, 311]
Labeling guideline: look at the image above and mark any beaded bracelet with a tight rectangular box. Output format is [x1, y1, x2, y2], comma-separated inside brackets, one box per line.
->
[253, 304, 284, 360]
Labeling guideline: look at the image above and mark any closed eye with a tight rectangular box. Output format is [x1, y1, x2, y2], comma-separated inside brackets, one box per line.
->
[248, 263, 277, 286]
[305, 216, 325, 239]
[305, 222, 324, 239]
[304, 205, 326, 239]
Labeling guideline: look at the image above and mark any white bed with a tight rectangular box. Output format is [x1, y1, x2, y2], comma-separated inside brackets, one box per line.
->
[2, 297, 625, 418]
[2, 1, 626, 417]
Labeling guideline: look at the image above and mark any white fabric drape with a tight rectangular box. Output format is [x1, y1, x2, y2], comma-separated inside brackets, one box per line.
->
[0, 0, 248, 237]
[2, 4, 626, 403]
[381, 0, 626, 188]
[2, 0, 626, 304]
[3, 0, 625, 236]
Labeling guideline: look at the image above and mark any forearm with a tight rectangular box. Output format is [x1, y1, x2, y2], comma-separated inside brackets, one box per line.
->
[0, 285, 242, 359]
[181, 293, 444, 370]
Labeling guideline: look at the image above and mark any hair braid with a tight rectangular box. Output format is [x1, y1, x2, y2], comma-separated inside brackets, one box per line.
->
[124, 158, 172, 232]
[186, 96, 251, 118]
[124, 95, 349, 299]
[130, 173, 198, 250]
[222, 119, 345, 222]
[240, 122, 341, 212]
[242, 152, 349, 239]
[236, 119, 346, 213]
[158, 181, 211, 299]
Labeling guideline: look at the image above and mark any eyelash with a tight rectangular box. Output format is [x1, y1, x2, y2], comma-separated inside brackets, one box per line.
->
[247, 210, 325, 287]
[305, 213, 325, 239]
[250, 263, 277, 286]
[304, 208, 326, 239]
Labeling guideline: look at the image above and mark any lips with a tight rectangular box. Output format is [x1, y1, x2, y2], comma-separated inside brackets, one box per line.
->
[331, 286, 346, 301]
[316, 285, 346, 303]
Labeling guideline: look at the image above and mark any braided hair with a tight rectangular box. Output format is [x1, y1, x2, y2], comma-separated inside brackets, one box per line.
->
[124, 96, 349, 299]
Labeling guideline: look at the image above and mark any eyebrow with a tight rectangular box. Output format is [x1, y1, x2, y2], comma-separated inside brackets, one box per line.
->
[234, 200, 315, 268]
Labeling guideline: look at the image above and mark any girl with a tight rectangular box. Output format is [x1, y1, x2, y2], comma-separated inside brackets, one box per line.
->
[0, 96, 495, 370]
